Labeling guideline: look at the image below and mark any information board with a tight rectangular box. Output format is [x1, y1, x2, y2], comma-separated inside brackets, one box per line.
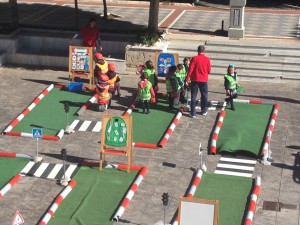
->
[178, 197, 219, 225]
[155, 52, 179, 77]
[68, 46, 94, 88]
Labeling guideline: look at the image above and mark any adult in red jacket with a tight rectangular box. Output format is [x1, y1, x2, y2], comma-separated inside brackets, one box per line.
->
[72, 17, 102, 53]
[185, 45, 211, 117]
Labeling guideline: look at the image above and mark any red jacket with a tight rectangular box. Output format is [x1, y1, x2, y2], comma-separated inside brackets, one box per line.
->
[186, 53, 211, 83]
[80, 26, 100, 47]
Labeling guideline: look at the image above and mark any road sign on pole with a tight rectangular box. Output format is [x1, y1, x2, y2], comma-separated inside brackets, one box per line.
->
[32, 128, 43, 162]
[32, 128, 42, 139]
[11, 211, 24, 225]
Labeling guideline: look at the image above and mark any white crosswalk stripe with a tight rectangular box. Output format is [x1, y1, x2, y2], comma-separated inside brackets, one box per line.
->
[20, 162, 79, 180]
[69, 120, 102, 132]
[214, 156, 257, 177]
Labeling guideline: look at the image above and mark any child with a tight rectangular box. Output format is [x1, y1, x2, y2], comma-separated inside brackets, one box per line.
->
[138, 72, 155, 114]
[183, 57, 190, 72]
[224, 64, 239, 111]
[142, 60, 158, 94]
[94, 53, 108, 76]
[176, 64, 187, 103]
[166, 65, 180, 110]
[107, 63, 121, 97]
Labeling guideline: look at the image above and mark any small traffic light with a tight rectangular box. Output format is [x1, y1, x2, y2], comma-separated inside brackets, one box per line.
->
[61, 149, 67, 159]
[162, 192, 169, 206]
[64, 103, 70, 113]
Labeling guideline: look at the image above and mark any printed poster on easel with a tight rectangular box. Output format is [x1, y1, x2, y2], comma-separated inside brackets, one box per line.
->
[155, 52, 179, 77]
[68, 46, 94, 87]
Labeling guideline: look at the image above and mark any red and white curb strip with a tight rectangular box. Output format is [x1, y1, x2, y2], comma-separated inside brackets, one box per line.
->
[0, 152, 32, 159]
[39, 180, 76, 225]
[244, 176, 261, 225]
[0, 174, 22, 200]
[210, 109, 226, 155]
[159, 110, 183, 147]
[76, 94, 98, 115]
[172, 169, 203, 225]
[3, 84, 54, 133]
[234, 99, 275, 105]
[262, 103, 279, 164]
[112, 166, 148, 221]
[122, 96, 139, 117]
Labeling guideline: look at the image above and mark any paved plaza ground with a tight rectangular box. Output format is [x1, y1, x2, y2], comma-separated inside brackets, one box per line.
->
[0, 66, 299, 225]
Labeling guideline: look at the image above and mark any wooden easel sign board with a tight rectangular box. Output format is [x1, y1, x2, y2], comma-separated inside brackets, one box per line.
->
[155, 52, 179, 77]
[100, 115, 133, 172]
[178, 197, 219, 225]
[69, 46, 93, 75]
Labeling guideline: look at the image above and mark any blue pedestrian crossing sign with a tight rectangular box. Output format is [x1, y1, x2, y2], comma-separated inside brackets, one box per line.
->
[32, 128, 43, 139]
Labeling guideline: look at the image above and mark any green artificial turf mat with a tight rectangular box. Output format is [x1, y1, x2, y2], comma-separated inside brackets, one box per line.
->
[194, 172, 254, 225]
[48, 166, 138, 225]
[0, 158, 29, 189]
[11, 88, 92, 136]
[131, 97, 181, 144]
[217, 102, 273, 156]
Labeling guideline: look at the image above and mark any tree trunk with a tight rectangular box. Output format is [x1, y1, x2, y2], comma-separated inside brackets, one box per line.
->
[103, 0, 108, 19]
[9, 0, 18, 30]
[148, 0, 159, 32]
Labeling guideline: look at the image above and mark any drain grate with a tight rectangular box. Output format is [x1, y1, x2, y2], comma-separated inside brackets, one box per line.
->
[262, 201, 281, 211]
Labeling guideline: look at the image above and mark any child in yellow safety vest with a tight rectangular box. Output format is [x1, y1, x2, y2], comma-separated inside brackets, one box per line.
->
[166, 65, 181, 110]
[224, 64, 239, 111]
[138, 72, 155, 114]
[94, 53, 108, 78]
[107, 63, 121, 97]
[142, 60, 158, 94]
[176, 64, 187, 104]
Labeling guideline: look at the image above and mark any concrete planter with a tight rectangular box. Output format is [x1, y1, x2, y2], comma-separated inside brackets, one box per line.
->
[125, 41, 169, 73]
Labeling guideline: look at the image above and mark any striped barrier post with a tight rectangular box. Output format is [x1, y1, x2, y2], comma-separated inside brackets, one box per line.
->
[3, 84, 54, 134]
[262, 103, 279, 164]
[159, 110, 183, 148]
[0, 152, 32, 159]
[244, 176, 261, 225]
[0, 174, 22, 200]
[112, 167, 148, 221]
[172, 169, 203, 225]
[210, 109, 226, 155]
[39, 180, 76, 225]
[76, 94, 98, 115]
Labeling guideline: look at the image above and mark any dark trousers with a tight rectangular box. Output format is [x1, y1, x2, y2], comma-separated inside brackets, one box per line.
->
[226, 89, 238, 108]
[142, 100, 150, 112]
[190, 81, 208, 116]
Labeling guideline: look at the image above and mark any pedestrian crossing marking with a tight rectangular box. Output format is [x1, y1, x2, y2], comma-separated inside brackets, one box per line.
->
[69, 120, 102, 132]
[20, 161, 79, 180]
[185, 100, 225, 111]
[214, 155, 257, 177]
[47, 164, 63, 180]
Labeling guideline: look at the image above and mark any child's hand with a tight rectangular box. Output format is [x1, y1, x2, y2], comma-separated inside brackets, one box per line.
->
[226, 89, 231, 95]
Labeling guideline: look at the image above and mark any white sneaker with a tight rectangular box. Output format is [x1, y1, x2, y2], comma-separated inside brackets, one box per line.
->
[200, 111, 208, 116]
[189, 114, 196, 118]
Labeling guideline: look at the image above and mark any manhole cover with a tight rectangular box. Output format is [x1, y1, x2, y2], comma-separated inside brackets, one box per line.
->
[262, 201, 281, 211]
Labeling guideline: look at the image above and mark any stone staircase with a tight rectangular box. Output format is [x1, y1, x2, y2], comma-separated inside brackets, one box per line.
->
[0, 28, 136, 72]
[167, 34, 300, 79]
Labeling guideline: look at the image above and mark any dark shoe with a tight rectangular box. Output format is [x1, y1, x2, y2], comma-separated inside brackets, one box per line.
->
[231, 107, 235, 111]
[225, 98, 230, 106]
[116, 93, 121, 97]
[142, 110, 145, 114]
[189, 113, 196, 118]
[200, 111, 208, 116]
[169, 106, 176, 110]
